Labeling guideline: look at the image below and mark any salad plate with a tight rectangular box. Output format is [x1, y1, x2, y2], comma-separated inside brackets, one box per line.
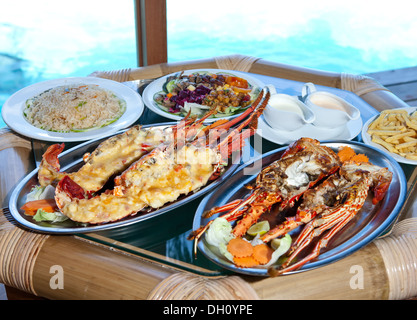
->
[142, 69, 265, 122]
[1, 77, 144, 142]
[192, 141, 406, 276]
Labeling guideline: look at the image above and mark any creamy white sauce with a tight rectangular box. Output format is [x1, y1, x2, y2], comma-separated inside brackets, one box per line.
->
[310, 95, 346, 112]
[269, 96, 303, 116]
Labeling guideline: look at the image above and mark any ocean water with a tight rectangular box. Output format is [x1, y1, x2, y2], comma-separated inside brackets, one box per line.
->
[2, 0, 417, 128]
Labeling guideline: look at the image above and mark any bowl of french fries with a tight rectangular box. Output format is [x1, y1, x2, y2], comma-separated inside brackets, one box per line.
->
[362, 107, 417, 164]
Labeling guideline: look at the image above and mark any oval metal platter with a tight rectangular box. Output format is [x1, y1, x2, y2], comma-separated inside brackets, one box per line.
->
[8, 123, 244, 234]
[192, 140, 407, 276]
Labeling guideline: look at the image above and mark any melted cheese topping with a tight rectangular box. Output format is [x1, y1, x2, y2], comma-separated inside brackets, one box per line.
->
[58, 144, 221, 224]
[55, 126, 167, 191]
[122, 144, 219, 208]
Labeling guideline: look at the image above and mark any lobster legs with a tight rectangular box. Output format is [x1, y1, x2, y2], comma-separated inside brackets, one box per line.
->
[268, 175, 371, 276]
[266, 161, 392, 275]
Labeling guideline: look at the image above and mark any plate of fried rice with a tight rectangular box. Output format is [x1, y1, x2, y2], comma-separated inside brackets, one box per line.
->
[2, 77, 144, 142]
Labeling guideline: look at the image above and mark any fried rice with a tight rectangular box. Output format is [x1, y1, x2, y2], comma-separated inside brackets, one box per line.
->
[23, 83, 126, 132]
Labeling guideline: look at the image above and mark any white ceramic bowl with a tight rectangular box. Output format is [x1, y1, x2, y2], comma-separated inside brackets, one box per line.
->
[263, 90, 315, 131]
[302, 83, 361, 128]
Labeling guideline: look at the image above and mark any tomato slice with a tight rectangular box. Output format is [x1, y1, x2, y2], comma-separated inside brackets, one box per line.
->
[232, 86, 252, 94]
[225, 76, 249, 89]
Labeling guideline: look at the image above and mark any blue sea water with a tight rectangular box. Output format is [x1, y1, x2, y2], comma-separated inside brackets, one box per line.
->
[2, 0, 417, 128]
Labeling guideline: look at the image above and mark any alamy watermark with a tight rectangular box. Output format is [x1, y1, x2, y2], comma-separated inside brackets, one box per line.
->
[164, 127, 263, 175]
[49, 265, 64, 290]
[349, 265, 364, 290]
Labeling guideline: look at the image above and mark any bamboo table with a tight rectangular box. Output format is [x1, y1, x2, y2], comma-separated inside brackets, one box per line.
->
[1, 54, 416, 300]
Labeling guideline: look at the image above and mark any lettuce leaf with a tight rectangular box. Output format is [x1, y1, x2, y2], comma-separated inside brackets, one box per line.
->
[205, 217, 235, 247]
[33, 209, 68, 223]
[26, 185, 55, 202]
[265, 234, 292, 267]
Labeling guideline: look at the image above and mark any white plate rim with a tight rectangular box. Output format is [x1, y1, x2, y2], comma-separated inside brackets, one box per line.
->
[1, 76, 144, 142]
[361, 106, 417, 165]
[256, 114, 363, 145]
[142, 68, 265, 122]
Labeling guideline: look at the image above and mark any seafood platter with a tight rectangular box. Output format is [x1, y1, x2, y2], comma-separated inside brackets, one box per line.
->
[190, 138, 406, 276]
[6, 70, 408, 276]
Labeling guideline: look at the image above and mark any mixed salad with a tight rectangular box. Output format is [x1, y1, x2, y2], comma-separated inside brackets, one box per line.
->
[153, 71, 260, 118]
[204, 217, 292, 269]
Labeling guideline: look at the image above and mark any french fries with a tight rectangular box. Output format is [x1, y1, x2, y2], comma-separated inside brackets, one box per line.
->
[367, 109, 417, 160]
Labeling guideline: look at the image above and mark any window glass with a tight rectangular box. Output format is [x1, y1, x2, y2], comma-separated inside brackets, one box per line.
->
[0, 0, 136, 127]
[167, 0, 417, 74]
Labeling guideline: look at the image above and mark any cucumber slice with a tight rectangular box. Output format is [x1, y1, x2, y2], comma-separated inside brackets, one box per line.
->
[163, 79, 176, 93]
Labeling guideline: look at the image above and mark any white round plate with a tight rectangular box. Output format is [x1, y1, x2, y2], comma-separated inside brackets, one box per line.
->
[362, 107, 417, 165]
[256, 114, 363, 145]
[1, 77, 144, 142]
[142, 69, 265, 122]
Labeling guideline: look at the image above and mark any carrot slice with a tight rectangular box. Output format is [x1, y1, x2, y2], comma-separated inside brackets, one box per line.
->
[252, 244, 274, 265]
[227, 238, 253, 258]
[233, 256, 259, 268]
[20, 199, 58, 216]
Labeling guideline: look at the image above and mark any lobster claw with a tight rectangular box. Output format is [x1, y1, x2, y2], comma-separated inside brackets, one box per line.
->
[372, 179, 392, 205]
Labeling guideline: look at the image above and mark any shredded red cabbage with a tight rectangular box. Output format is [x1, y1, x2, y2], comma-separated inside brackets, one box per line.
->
[170, 85, 212, 109]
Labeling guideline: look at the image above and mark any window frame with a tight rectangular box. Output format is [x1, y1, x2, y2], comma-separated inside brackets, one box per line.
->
[134, 0, 167, 66]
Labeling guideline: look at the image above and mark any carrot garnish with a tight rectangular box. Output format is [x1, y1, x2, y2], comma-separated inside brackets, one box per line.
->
[338, 146, 370, 164]
[351, 154, 369, 164]
[233, 256, 259, 268]
[252, 244, 274, 265]
[20, 199, 58, 216]
[227, 237, 253, 258]
[337, 146, 356, 163]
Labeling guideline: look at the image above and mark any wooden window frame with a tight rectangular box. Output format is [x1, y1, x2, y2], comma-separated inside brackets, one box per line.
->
[134, 0, 167, 66]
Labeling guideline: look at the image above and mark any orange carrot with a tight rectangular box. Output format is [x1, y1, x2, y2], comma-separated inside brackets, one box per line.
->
[252, 244, 274, 265]
[337, 146, 356, 163]
[227, 238, 253, 258]
[233, 256, 259, 268]
[20, 199, 58, 216]
[351, 154, 369, 163]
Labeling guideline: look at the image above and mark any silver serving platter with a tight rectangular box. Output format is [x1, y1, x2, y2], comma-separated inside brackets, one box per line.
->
[8, 123, 244, 234]
[192, 141, 407, 276]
